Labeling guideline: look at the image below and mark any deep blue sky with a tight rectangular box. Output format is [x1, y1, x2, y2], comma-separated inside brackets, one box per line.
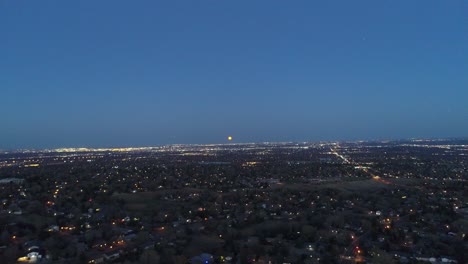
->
[1, 1, 467, 149]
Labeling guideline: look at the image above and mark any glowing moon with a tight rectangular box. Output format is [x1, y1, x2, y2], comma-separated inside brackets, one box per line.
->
[228, 136, 233, 141]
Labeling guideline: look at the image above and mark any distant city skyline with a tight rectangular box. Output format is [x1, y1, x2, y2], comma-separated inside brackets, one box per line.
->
[1, 1, 467, 149]
[1, 137, 467, 152]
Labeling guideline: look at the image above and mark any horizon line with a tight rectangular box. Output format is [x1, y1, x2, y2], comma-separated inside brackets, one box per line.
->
[1, 137, 467, 153]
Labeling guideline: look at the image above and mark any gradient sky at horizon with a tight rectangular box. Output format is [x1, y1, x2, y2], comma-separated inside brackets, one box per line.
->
[1, 0, 467, 149]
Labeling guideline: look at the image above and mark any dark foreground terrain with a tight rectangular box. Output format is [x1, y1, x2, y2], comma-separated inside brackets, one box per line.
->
[0, 139, 467, 263]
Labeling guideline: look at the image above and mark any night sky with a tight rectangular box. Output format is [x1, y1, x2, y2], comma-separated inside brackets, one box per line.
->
[1, 1, 467, 149]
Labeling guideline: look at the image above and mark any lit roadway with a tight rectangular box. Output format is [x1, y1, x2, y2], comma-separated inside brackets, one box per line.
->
[331, 146, 391, 185]
[331, 146, 377, 263]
